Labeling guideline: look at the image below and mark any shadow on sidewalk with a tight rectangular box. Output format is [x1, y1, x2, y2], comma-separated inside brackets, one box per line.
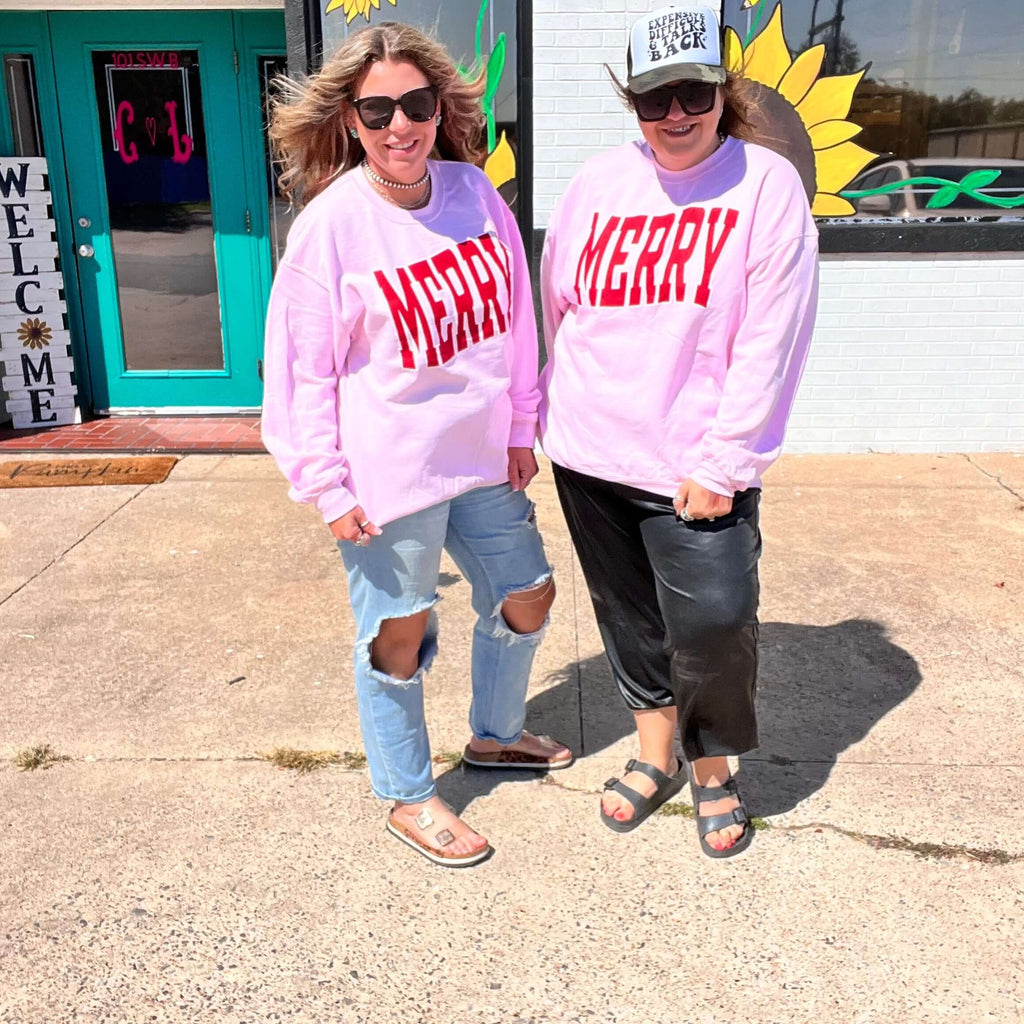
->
[437, 617, 920, 819]
[743, 618, 921, 816]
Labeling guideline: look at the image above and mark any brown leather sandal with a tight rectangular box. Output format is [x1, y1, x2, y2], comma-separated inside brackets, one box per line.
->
[385, 806, 492, 868]
[462, 733, 574, 770]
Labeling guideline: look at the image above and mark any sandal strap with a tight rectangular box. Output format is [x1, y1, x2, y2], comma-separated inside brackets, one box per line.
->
[622, 758, 678, 789]
[697, 807, 749, 838]
[407, 807, 458, 849]
[690, 776, 739, 802]
[602, 778, 647, 812]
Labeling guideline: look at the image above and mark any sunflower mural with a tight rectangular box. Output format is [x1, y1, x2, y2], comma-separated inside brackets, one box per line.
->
[324, 0, 397, 24]
[725, 0, 877, 216]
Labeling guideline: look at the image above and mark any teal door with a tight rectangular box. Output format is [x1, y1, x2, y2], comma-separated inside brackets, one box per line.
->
[48, 11, 285, 410]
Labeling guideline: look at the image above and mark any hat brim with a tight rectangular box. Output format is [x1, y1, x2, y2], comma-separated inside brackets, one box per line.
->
[627, 63, 727, 93]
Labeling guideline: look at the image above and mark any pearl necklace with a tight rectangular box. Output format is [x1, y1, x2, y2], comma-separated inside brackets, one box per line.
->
[363, 161, 431, 210]
[362, 159, 429, 190]
[366, 170, 432, 210]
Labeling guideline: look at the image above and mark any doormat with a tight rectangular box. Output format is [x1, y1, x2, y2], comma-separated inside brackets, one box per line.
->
[0, 456, 178, 488]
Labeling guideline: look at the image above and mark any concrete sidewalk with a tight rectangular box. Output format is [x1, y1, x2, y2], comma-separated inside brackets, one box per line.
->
[1, 452, 1022, 1023]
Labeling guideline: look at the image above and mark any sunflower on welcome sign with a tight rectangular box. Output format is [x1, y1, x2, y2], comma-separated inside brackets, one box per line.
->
[325, 0, 396, 24]
[725, 2, 878, 216]
[17, 318, 52, 350]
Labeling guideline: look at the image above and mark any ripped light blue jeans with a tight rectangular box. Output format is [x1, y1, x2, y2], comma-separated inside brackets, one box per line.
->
[339, 483, 552, 803]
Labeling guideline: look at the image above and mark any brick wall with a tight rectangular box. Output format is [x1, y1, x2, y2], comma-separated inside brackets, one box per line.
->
[787, 258, 1024, 452]
[532, 1, 1024, 452]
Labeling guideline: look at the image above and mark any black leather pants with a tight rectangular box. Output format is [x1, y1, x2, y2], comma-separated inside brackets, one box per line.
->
[553, 464, 761, 761]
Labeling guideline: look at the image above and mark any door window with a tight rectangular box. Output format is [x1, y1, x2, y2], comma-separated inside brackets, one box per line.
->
[90, 49, 223, 371]
[3, 53, 43, 155]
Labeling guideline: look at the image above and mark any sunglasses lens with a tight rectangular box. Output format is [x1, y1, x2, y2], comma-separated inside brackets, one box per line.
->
[357, 97, 395, 130]
[681, 83, 716, 115]
[399, 86, 437, 123]
[632, 82, 717, 121]
[633, 89, 672, 122]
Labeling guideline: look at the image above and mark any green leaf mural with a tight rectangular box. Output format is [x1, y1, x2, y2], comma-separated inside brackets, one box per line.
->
[457, 0, 514, 188]
[842, 171, 1024, 211]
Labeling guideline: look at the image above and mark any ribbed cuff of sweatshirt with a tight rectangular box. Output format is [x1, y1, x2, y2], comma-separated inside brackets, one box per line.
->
[316, 486, 359, 524]
[508, 417, 539, 449]
[688, 462, 740, 498]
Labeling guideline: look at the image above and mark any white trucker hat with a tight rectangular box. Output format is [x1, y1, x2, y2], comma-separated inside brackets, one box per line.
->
[626, 4, 727, 93]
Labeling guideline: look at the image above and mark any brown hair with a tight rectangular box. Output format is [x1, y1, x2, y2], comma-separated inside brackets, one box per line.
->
[606, 68, 764, 141]
[270, 21, 486, 206]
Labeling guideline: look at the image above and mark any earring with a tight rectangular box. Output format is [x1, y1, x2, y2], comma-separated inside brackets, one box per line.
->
[435, 115, 442, 126]
[349, 128, 358, 138]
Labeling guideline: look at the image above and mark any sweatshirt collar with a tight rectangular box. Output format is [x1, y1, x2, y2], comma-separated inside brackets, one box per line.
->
[637, 133, 738, 183]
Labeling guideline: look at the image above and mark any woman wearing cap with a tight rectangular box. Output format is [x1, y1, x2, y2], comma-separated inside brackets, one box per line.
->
[262, 22, 571, 869]
[539, 3, 818, 858]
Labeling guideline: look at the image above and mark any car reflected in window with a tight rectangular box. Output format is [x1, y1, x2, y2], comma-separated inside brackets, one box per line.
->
[845, 157, 1024, 220]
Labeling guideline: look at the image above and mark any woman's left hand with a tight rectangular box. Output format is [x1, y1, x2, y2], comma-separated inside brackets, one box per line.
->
[674, 479, 733, 521]
[508, 447, 539, 491]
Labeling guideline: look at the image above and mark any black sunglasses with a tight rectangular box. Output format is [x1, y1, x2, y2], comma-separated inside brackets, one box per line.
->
[630, 81, 717, 122]
[352, 85, 439, 131]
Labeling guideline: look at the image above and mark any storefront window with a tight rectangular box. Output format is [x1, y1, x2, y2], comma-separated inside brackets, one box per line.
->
[721, 0, 1024, 224]
[3, 53, 43, 156]
[319, 0, 520, 209]
[90, 49, 224, 372]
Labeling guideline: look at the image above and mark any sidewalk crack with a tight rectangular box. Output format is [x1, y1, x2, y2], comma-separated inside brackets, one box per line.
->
[0, 489, 146, 610]
[779, 822, 1021, 865]
[538, 775, 1021, 865]
[961, 454, 1024, 503]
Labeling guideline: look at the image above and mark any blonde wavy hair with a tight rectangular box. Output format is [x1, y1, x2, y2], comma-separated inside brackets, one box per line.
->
[270, 21, 486, 206]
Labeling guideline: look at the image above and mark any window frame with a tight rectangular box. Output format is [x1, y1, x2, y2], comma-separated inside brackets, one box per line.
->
[725, 0, 1024, 254]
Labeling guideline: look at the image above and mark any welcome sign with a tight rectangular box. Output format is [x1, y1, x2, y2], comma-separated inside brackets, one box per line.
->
[0, 157, 77, 429]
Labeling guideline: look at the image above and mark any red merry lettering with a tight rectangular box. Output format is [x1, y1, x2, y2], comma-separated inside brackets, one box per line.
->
[574, 213, 620, 306]
[695, 207, 739, 308]
[599, 216, 647, 307]
[375, 231, 512, 369]
[374, 267, 435, 369]
[571, 207, 740, 310]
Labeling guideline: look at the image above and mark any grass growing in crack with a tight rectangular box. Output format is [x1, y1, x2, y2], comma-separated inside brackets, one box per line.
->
[259, 748, 367, 774]
[658, 802, 695, 819]
[859, 831, 1014, 864]
[432, 750, 464, 768]
[787, 823, 1020, 864]
[13, 745, 72, 772]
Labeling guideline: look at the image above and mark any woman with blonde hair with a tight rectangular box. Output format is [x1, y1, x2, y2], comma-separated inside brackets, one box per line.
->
[262, 21, 571, 868]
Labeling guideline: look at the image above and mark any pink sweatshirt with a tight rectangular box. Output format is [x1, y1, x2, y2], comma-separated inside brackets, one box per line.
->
[261, 160, 540, 526]
[539, 137, 819, 498]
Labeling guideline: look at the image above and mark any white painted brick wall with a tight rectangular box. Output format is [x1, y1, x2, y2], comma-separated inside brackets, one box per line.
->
[533, 2, 1024, 452]
[533, 1, 648, 228]
[786, 258, 1024, 453]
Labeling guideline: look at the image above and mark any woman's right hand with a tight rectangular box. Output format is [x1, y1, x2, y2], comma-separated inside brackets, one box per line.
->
[329, 506, 383, 547]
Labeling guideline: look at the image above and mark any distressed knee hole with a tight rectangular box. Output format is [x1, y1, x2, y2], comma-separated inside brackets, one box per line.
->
[498, 574, 555, 637]
[357, 599, 439, 687]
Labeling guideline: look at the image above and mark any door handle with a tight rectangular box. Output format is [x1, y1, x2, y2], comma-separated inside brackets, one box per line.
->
[78, 244, 95, 258]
